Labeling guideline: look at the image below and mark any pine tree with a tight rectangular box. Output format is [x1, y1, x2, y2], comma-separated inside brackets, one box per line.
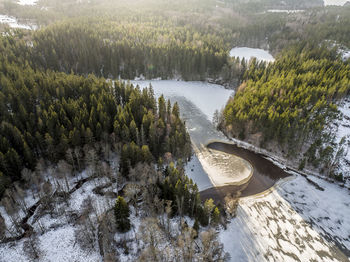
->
[172, 102, 180, 118]
[211, 207, 220, 226]
[141, 145, 153, 163]
[114, 196, 131, 232]
[158, 95, 166, 122]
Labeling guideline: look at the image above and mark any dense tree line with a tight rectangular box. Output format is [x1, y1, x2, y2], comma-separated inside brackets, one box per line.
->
[159, 162, 221, 227]
[0, 34, 191, 196]
[30, 19, 228, 80]
[221, 43, 350, 173]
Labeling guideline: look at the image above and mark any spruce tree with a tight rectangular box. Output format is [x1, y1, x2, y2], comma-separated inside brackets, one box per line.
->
[114, 196, 131, 232]
[211, 207, 220, 226]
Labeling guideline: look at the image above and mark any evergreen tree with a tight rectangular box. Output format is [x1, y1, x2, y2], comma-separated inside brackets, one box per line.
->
[211, 207, 220, 226]
[114, 196, 131, 232]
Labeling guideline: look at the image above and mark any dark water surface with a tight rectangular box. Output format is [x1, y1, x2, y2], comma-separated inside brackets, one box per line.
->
[200, 142, 291, 203]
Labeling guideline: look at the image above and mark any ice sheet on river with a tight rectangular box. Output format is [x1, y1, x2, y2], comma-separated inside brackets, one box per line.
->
[133, 80, 252, 189]
[132, 80, 233, 122]
[133, 80, 350, 261]
[221, 175, 350, 261]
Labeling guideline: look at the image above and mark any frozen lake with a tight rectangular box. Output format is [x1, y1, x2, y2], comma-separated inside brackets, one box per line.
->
[229, 47, 275, 63]
[132, 80, 233, 122]
[17, 0, 38, 5]
[267, 9, 304, 13]
[324, 0, 349, 5]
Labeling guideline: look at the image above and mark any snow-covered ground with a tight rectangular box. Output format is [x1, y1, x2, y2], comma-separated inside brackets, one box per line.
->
[0, 168, 116, 262]
[133, 80, 350, 260]
[131, 81, 350, 261]
[343, 51, 350, 61]
[324, 0, 349, 6]
[337, 45, 350, 61]
[334, 98, 350, 181]
[0, 14, 36, 30]
[17, 0, 38, 5]
[185, 154, 213, 191]
[229, 47, 275, 63]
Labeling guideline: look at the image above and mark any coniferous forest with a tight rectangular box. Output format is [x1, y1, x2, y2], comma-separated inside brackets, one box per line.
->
[0, 0, 350, 261]
[221, 43, 350, 175]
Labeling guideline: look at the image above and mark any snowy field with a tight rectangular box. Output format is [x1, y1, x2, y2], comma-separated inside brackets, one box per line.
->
[0, 15, 35, 30]
[229, 47, 275, 63]
[132, 80, 350, 260]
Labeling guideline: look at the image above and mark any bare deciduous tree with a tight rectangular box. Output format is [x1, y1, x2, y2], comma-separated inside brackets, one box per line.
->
[0, 213, 6, 240]
[137, 218, 164, 262]
[23, 234, 41, 261]
[224, 192, 241, 218]
[124, 183, 141, 216]
[56, 160, 73, 197]
[2, 196, 21, 234]
[200, 229, 229, 262]
[84, 146, 98, 174]
[75, 197, 97, 251]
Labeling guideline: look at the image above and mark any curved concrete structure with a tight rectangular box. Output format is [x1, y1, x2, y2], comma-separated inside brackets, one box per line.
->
[195, 144, 253, 187]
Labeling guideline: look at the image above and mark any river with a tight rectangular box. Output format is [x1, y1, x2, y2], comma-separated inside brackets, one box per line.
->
[132, 80, 286, 196]
[201, 142, 289, 202]
[132, 79, 350, 261]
